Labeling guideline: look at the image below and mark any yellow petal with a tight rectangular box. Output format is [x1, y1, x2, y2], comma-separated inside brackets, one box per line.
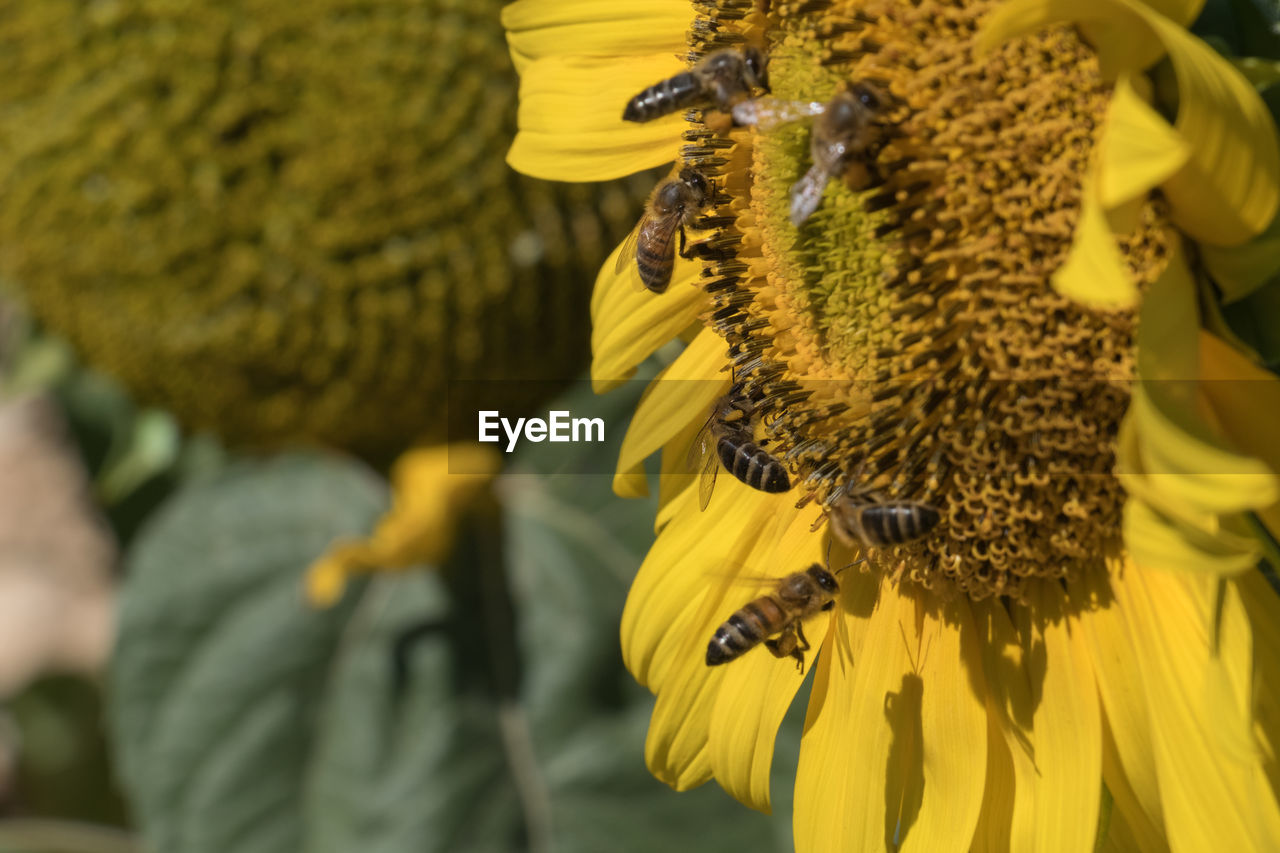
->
[1085, 0, 1207, 31]
[794, 580, 986, 852]
[655, 417, 705, 530]
[620, 485, 721, 690]
[1113, 566, 1280, 849]
[1053, 172, 1138, 309]
[707, 631, 814, 811]
[622, 478, 799, 692]
[1237, 570, 1280, 797]
[973, 599, 1039, 851]
[1097, 74, 1190, 209]
[635, 485, 813, 789]
[1198, 331, 1280, 488]
[304, 443, 501, 606]
[1216, 578, 1264, 764]
[1071, 566, 1168, 848]
[591, 234, 708, 391]
[977, 586, 1104, 853]
[612, 329, 727, 498]
[1096, 800, 1159, 853]
[1100, 720, 1168, 853]
[1200, 212, 1280, 304]
[1023, 582, 1104, 853]
[895, 594, 987, 852]
[508, 54, 685, 182]
[502, 0, 689, 75]
[1126, 389, 1274, 514]
[979, 0, 1207, 71]
[1126, 254, 1278, 524]
[708, 510, 827, 812]
[976, 0, 1163, 77]
[1123, 483, 1262, 574]
[793, 572, 900, 853]
[1118, 409, 1263, 574]
[1152, 13, 1280, 246]
[1140, 0, 1205, 26]
[970, 700, 1018, 853]
[1197, 331, 1280, 548]
[645, 645, 721, 791]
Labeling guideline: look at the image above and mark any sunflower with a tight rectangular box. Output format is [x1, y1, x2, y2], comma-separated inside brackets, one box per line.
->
[506, 0, 1280, 849]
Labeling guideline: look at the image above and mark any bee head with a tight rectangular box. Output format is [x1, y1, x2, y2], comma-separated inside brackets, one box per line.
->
[808, 565, 840, 594]
[679, 168, 711, 204]
[744, 47, 769, 92]
[826, 92, 861, 130]
[851, 82, 885, 112]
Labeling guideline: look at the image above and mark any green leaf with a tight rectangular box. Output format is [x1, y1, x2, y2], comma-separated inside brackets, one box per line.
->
[110, 453, 389, 853]
[112, 374, 792, 853]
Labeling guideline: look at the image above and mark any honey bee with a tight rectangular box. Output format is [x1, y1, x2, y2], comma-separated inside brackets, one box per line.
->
[706, 563, 844, 672]
[827, 495, 941, 548]
[622, 47, 769, 123]
[688, 391, 791, 511]
[616, 168, 713, 293]
[790, 82, 888, 225]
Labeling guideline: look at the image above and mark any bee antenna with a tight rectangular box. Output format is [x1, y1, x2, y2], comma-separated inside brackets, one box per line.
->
[832, 557, 867, 577]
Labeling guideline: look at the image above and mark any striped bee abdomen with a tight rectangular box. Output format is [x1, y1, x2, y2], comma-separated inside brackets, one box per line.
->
[706, 596, 787, 665]
[623, 71, 701, 122]
[634, 221, 674, 291]
[860, 503, 942, 546]
[717, 435, 790, 493]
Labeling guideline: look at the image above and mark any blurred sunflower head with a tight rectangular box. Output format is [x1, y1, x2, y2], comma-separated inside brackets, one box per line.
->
[506, 0, 1280, 849]
[0, 0, 648, 461]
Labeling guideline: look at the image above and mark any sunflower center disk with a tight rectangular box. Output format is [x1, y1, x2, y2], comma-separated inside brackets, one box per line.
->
[689, 0, 1174, 599]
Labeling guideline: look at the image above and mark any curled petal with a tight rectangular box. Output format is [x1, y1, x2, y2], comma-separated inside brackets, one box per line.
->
[304, 444, 500, 606]
[979, 0, 1280, 245]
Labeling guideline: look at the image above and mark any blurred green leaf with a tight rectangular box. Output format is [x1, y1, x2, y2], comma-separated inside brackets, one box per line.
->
[0, 312, 227, 537]
[95, 410, 181, 506]
[112, 377, 793, 853]
[1194, 0, 1280, 59]
[110, 454, 386, 853]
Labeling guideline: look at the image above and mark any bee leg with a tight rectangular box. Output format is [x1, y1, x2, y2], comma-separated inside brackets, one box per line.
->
[676, 223, 695, 259]
[764, 626, 799, 668]
[794, 620, 811, 654]
[821, 600, 835, 611]
[768, 617, 808, 671]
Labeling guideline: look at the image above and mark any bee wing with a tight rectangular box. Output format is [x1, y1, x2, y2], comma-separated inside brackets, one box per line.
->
[698, 443, 719, 511]
[732, 97, 825, 130]
[635, 212, 682, 293]
[685, 414, 718, 511]
[614, 220, 643, 276]
[789, 164, 830, 226]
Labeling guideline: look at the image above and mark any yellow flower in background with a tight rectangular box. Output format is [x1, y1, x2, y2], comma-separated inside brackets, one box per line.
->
[304, 443, 502, 606]
[506, 0, 1280, 849]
